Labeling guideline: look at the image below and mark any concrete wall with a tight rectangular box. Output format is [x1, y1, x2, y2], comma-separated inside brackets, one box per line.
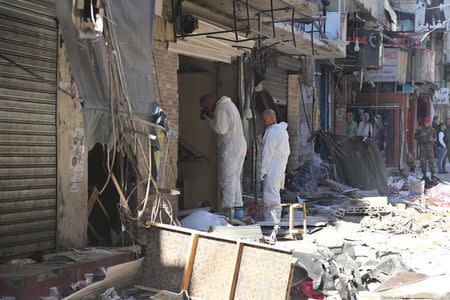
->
[335, 75, 348, 135]
[56, 37, 88, 248]
[299, 78, 315, 165]
[287, 74, 300, 170]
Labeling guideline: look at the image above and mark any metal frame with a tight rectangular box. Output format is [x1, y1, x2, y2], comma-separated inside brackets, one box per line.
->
[171, 0, 325, 55]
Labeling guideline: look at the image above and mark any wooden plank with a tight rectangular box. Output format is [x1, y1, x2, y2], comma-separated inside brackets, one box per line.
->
[88, 222, 103, 244]
[87, 187, 98, 216]
[285, 264, 294, 300]
[189, 236, 237, 300]
[210, 225, 263, 242]
[147, 222, 292, 254]
[66, 259, 143, 300]
[96, 197, 111, 222]
[181, 233, 199, 291]
[229, 242, 244, 300]
[141, 225, 192, 292]
[289, 205, 295, 235]
[282, 203, 307, 236]
[302, 204, 307, 235]
[142, 223, 293, 299]
[234, 244, 292, 300]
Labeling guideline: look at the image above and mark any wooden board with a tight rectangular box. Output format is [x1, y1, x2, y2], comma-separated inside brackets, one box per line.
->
[142, 223, 293, 299]
[66, 259, 143, 300]
[141, 226, 192, 292]
[234, 245, 293, 300]
[189, 237, 237, 299]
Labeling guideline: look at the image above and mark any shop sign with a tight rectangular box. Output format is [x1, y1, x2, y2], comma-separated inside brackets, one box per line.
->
[366, 48, 408, 83]
[433, 88, 449, 104]
[415, 0, 450, 32]
[414, 49, 435, 83]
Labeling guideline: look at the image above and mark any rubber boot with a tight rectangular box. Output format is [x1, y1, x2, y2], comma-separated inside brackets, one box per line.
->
[222, 207, 234, 219]
[234, 207, 244, 219]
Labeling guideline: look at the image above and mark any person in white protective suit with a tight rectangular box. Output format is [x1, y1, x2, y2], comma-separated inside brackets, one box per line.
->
[259, 109, 290, 221]
[200, 95, 247, 218]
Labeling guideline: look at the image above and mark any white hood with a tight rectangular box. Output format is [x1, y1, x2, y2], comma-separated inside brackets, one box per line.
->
[277, 122, 288, 130]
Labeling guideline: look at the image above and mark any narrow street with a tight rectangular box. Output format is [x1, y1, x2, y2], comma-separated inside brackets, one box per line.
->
[1, 0, 450, 299]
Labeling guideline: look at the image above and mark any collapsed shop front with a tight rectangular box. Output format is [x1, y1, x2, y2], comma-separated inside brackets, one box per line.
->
[177, 56, 240, 211]
[351, 93, 411, 169]
[169, 20, 252, 211]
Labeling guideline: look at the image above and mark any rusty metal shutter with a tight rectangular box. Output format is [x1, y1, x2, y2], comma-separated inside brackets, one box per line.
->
[0, 0, 57, 259]
[263, 66, 288, 106]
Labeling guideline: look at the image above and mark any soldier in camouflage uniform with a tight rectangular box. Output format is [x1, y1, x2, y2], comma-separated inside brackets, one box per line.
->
[415, 116, 436, 177]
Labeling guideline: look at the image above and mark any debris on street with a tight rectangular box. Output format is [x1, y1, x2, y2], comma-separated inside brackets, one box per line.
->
[2, 0, 450, 299]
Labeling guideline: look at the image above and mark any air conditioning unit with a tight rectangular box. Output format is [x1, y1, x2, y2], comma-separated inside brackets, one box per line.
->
[395, 84, 414, 93]
[358, 31, 383, 69]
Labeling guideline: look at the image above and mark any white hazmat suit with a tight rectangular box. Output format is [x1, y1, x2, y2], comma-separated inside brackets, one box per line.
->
[206, 96, 247, 209]
[259, 122, 290, 220]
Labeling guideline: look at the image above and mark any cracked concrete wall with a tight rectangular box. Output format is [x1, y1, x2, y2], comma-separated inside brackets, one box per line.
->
[56, 35, 88, 248]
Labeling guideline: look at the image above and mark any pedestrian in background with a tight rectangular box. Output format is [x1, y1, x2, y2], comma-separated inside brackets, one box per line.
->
[437, 122, 447, 174]
[356, 112, 373, 137]
[346, 112, 357, 137]
[432, 116, 439, 159]
[445, 118, 450, 169]
[373, 114, 385, 154]
[415, 116, 437, 178]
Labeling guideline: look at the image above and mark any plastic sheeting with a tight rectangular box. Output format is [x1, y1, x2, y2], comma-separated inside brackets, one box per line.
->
[314, 131, 388, 196]
[56, 1, 157, 150]
[180, 210, 230, 232]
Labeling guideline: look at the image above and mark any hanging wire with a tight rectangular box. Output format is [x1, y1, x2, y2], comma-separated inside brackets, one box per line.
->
[92, 2, 179, 228]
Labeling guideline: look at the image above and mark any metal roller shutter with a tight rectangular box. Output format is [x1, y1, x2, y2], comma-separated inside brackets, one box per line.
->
[263, 66, 288, 106]
[0, 0, 57, 259]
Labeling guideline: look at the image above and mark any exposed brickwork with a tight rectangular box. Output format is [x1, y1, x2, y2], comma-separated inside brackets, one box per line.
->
[138, 39, 180, 237]
[287, 74, 300, 170]
[152, 39, 179, 188]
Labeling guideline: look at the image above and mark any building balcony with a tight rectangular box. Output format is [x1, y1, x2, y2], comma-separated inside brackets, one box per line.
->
[175, 0, 347, 59]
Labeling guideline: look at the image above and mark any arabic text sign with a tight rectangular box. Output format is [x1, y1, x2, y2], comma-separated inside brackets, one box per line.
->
[433, 88, 449, 104]
[366, 48, 408, 83]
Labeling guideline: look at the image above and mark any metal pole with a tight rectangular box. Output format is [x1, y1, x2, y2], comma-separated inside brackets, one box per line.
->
[291, 8, 296, 47]
[257, 12, 261, 48]
[171, 0, 177, 40]
[245, 0, 250, 37]
[233, 1, 239, 42]
[270, 0, 276, 37]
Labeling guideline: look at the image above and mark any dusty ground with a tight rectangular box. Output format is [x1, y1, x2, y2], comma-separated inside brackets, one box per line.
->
[275, 171, 450, 298]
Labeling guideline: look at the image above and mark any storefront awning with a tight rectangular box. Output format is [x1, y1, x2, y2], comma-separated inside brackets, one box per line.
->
[168, 20, 254, 64]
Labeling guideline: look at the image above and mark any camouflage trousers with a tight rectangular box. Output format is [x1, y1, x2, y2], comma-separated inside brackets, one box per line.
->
[419, 145, 436, 175]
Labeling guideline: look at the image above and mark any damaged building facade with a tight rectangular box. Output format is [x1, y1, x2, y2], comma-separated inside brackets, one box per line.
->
[0, 0, 441, 257]
[0, 0, 351, 257]
[1, 0, 450, 298]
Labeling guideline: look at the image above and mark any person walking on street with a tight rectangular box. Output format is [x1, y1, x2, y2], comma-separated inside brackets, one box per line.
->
[415, 116, 437, 178]
[200, 95, 247, 218]
[356, 112, 373, 137]
[346, 112, 357, 137]
[444, 119, 450, 170]
[432, 116, 439, 159]
[259, 109, 290, 221]
[373, 115, 385, 154]
[437, 123, 448, 173]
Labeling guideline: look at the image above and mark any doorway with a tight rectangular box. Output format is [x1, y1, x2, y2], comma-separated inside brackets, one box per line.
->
[178, 56, 218, 211]
[177, 55, 239, 211]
